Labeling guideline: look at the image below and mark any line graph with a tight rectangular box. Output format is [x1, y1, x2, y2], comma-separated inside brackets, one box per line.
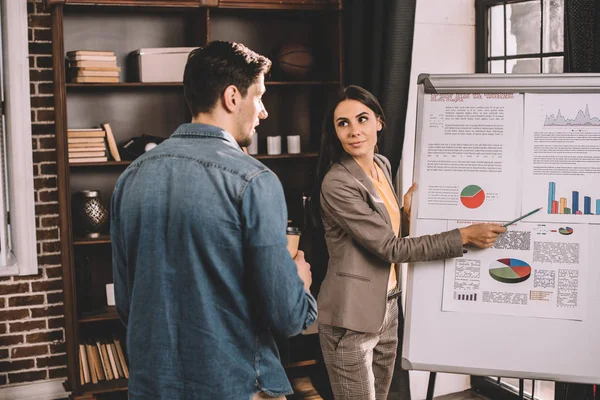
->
[544, 104, 600, 126]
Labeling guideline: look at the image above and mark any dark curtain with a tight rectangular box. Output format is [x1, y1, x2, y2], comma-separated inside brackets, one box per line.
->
[564, 0, 600, 72]
[554, 4, 599, 398]
[343, 0, 417, 179]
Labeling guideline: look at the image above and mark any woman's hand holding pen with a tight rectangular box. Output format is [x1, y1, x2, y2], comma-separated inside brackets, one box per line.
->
[459, 223, 507, 248]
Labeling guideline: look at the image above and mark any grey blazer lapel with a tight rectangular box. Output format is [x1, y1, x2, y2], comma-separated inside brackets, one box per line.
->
[339, 154, 393, 228]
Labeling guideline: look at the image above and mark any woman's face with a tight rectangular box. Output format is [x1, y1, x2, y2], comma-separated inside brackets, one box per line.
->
[333, 99, 382, 161]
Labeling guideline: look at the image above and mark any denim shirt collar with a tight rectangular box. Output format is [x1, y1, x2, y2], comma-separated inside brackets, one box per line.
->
[171, 123, 242, 152]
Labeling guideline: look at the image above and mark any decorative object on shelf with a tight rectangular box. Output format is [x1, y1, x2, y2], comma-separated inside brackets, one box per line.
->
[287, 135, 301, 154]
[129, 47, 196, 83]
[119, 134, 165, 160]
[276, 43, 314, 79]
[72, 190, 109, 238]
[106, 283, 115, 306]
[247, 132, 258, 155]
[267, 135, 282, 155]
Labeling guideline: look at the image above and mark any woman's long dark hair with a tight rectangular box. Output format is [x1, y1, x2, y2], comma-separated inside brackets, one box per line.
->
[310, 85, 386, 228]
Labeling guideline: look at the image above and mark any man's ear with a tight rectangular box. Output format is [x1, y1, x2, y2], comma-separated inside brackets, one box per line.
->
[223, 85, 239, 113]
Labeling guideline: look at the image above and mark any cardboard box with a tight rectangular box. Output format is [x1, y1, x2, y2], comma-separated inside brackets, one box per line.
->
[129, 47, 196, 83]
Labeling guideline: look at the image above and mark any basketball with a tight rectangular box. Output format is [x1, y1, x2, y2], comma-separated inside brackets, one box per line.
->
[276, 44, 314, 80]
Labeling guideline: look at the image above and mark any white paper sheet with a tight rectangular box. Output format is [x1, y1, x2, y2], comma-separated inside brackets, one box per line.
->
[416, 93, 523, 221]
[442, 221, 587, 321]
[522, 94, 600, 223]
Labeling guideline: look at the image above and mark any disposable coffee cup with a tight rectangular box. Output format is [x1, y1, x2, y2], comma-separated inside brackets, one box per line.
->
[286, 226, 301, 258]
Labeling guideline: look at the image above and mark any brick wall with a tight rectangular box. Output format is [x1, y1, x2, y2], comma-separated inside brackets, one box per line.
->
[0, 0, 67, 387]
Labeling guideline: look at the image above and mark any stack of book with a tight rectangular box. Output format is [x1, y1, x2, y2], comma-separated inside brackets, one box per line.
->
[67, 50, 120, 83]
[68, 123, 120, 163]
[79, 337, 130, 385]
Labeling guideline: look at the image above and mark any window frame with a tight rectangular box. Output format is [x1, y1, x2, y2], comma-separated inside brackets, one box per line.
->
[476, 0, 564, 73]
[0, 0, 38, 277]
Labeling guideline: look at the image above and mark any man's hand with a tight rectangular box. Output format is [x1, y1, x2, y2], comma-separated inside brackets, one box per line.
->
[403, 182, 418, 218]
[459, 223, 507, 248]
[293, 250, 312, 292]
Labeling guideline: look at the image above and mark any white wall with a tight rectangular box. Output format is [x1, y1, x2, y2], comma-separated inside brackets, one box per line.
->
[400, 0, 476, 398]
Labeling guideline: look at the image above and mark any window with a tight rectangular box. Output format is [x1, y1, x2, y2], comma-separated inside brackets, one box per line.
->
[0, 0, 37, 276]
[476, 0, 564, 73]
[473, 1, 564, 398]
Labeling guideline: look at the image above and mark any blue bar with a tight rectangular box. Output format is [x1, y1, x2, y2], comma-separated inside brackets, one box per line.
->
[548, 182, 556, 213]
[572, 191, 579, 214]
[584, 196, 591, 214]
[597, 199, 600, 215]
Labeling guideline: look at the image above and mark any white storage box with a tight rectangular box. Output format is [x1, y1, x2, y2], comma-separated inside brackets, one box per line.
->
[130, 47, 196, 83]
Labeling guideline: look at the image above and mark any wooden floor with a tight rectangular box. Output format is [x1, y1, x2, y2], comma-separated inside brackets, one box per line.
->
[434, 389, 491, 400]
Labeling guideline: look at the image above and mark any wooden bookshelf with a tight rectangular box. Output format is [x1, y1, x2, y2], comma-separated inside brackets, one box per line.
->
[79, 306, 120, 323]
[50, 1, 342, 397]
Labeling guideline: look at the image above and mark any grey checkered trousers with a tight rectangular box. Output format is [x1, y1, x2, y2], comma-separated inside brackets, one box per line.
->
[319, 297, 399, 400]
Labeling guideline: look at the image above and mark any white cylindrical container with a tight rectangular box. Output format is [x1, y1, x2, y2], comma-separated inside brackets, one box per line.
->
[267, 136, 281, 155]
[106, 283, 115, 306]
[247, 132, 258, 155]
[287, 135, 301, 154]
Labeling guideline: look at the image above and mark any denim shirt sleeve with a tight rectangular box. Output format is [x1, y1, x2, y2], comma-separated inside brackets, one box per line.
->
[241, 171, 317, 337]
[110, 186, 130, 327]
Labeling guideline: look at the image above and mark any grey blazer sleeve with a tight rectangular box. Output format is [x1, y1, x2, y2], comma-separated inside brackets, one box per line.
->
[321, 169, 463, 264]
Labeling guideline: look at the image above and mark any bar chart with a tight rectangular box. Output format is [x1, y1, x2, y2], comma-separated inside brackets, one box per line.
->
[547, 181, 599, 215]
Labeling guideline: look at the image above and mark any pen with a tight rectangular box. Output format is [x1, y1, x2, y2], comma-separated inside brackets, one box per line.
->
[503, 207, 543, 227]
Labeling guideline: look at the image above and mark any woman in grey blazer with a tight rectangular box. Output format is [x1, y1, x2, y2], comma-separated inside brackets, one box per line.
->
[313, 86, 506, 400]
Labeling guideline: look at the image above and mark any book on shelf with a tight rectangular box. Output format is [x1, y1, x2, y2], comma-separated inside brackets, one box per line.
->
[69, 156, 109, 164]
[69, 55, 117, 62]
[67, 50, 115, 57]
[84, 343, 100, 384]
[67, 50, 119, 83]
[67, 128, 105, 138]
[106, 342, 121, 379]
[68, 151, 107, 158]
[79, 355, 85, 385]
[73, 70, 120, 77]
[97, 341, 114, 380]
[77, 66, 121, 72]
[90, 342, 106, 381]
[67, 124, 121, 163]
[79, 337, 129, 384]
[68, 137, 105, 144]
[102, 123, 121, 161]
[79, 344, 90, 384]
[71, 76, 120, 83]
[68, 60, 119, 68]
[69, 141, 106, 147]
[68, 146, 106, 152]
[113, 337, 129, 379]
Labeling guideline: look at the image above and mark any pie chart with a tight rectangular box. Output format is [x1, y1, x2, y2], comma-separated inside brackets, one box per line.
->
[460, 185, 485, 209]
[489, 258, 531, 283]
[559, 227, 573, 235]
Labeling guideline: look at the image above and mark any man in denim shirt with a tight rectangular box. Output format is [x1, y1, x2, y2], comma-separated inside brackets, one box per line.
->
[111, 41, 317, 400]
